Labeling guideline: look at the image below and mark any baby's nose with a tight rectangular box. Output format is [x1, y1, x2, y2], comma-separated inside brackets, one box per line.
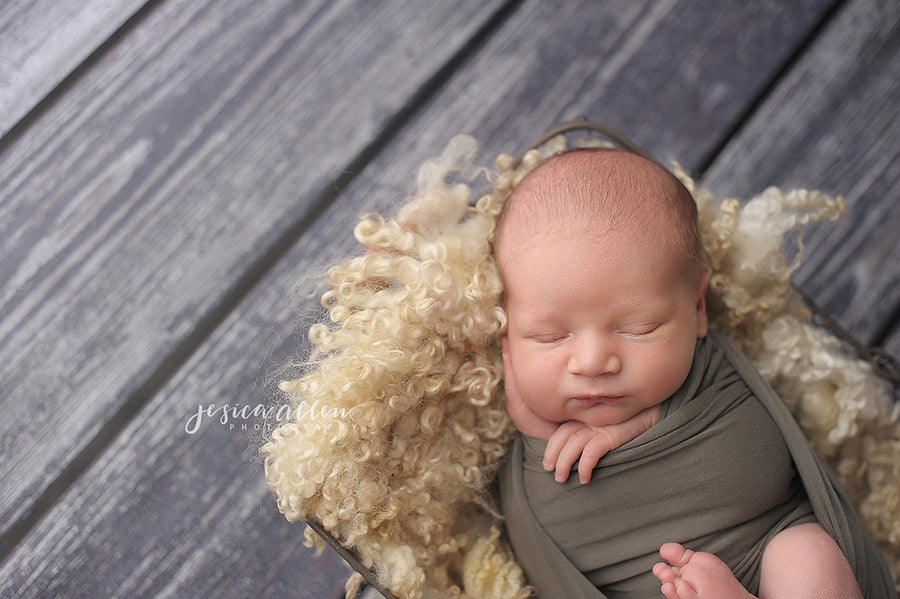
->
[568, 335, 621, 376]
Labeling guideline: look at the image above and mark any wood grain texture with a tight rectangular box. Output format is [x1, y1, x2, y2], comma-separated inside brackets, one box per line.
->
[0, 0, 150, 137]
[409, 0, 836, 170]
[0, 1, 838, 596]
[0, 0, 512, 546]
[701, 0, 900, 361]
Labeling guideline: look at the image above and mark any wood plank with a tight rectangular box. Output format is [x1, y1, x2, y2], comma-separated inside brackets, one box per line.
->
[701, 0, 900, 364]
[0, 0, 150, 137]
[0, 0, 513, 549]
[0, 1, 836, 596]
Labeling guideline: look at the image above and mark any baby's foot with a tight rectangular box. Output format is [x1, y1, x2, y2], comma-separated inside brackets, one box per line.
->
[652, 543, 756, 599]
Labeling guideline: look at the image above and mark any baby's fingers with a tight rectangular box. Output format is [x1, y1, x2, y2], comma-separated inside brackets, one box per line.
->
[544, 422, 592, 482]
[577, 434, 613, 483]
[543, 421, 586, 468]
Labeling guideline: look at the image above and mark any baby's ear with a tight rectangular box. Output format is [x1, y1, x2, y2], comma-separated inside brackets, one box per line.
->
[696, 271, 711, 338]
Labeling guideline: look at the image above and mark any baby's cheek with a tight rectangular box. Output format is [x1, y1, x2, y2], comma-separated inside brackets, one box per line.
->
[660, 350, 694, 396]
[634, 351, 676, 399]
[523, 357, 554, 385]
[516, 361, 545, 393]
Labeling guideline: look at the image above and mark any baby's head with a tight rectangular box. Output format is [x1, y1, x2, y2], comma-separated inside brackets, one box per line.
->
[496, 149, 710, 430]
[496, 148, 705, 283]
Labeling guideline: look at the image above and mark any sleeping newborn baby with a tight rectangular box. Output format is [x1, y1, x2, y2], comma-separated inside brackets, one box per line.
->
[495, 148, 892, 598]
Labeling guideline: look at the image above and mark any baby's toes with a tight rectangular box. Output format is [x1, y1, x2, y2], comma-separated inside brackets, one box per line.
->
[653, 562, 677, 584]
[659, 542, 694, 569]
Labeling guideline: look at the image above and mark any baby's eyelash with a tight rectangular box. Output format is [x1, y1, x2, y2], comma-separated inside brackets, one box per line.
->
[620, 323, 662, 336]
[532, 333, 568, 343]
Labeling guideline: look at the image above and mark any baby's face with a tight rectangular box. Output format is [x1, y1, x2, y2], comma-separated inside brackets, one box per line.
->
[501, 224, 708, 430]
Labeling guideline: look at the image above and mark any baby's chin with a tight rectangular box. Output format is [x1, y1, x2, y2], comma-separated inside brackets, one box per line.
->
[568, 399, 662, 429]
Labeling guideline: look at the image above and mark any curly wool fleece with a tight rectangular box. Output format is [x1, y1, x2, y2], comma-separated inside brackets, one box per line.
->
[263, 135, 900, 598]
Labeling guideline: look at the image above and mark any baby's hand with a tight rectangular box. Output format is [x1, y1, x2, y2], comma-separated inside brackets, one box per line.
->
[544, 408, 657, 484]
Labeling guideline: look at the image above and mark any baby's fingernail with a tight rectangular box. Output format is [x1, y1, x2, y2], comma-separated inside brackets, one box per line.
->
[543, 462, 553, 471]
[555, 472, 567, 482]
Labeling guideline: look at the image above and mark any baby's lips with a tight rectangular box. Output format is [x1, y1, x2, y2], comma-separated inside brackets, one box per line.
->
[572, 395, 625, 404]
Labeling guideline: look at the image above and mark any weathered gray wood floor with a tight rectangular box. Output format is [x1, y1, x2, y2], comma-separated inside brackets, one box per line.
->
[0, 1, 897, 597]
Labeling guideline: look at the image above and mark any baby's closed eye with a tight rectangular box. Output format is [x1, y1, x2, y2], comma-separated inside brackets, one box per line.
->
[618, 322, 663, 336]
[531, 332, 569, 344]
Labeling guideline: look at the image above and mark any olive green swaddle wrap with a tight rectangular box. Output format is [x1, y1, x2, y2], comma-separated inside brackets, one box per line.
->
[499, 331, 894, 598]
